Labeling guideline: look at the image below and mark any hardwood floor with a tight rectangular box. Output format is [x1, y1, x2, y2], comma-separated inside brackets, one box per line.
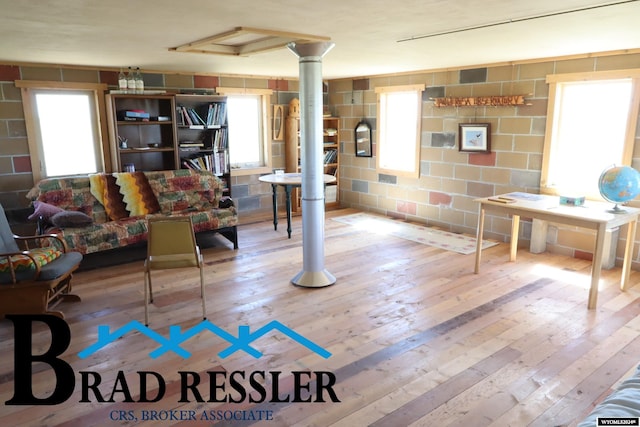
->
[2, 208, 640, 426]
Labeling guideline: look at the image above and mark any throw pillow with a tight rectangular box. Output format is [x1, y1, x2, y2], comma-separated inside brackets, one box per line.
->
[50, 210, 94, 228]
[27, 201, 63, 221]
[114, 172, 161, 216]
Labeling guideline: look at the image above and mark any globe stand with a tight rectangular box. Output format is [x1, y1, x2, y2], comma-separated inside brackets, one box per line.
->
[608, 203, 627, 214]
[607, 203, 627, 214]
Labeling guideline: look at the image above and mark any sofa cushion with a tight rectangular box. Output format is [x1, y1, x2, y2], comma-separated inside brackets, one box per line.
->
[45, 216, 149, 254]
[114, 172, 160, 216]
[145, 170, 218, 214]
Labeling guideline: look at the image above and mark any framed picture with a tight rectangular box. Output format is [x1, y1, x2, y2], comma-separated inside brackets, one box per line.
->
[459, 123, 491, 153]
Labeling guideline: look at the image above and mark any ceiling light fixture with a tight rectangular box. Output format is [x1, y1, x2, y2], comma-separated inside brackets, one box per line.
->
[170, 27, 331, 57]
[397, 0, 638, 43]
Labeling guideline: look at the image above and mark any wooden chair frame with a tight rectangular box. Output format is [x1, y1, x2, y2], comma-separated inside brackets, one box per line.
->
[0, 233, 81, 319]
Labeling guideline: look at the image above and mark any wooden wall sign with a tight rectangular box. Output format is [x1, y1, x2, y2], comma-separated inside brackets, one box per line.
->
[433, 95, 529, 107]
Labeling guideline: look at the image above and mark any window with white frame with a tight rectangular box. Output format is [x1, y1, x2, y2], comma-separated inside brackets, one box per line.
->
[375, 84, 425, 178]
[541, 70, 640, 199]
[216, 87, 272, 173]
[17, 81, 108, 181]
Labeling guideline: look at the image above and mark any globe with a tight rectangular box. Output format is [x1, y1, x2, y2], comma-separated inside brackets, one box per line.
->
[598, 165, 640, 212]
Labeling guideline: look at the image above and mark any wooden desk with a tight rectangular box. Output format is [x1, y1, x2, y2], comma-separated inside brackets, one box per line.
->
[259, 173, 336, 238]
[474, 193, 640, 309]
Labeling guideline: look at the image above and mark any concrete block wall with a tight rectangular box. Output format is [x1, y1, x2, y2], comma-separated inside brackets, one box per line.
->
[2, 51, 640, 266]
[329, 52, 640, 265]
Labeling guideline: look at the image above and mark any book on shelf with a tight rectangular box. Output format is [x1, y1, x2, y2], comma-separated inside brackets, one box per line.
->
[177, 106, 207, 127]
[179, 141, 205, 148]
[119, 110, 149, 120]
[324, 149, 338, 164]
[211, 128, 228, 150]
[187, 108, 206, 126]
[206, 102, 227, 127]
[181, 151, 228, 176]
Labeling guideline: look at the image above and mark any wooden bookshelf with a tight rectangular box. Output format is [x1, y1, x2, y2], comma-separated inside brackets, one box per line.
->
[175, 94, 230, 196]
[106, 93, 231, 197]
[285, 110, 340, 211]
[106, 94, 178, 172]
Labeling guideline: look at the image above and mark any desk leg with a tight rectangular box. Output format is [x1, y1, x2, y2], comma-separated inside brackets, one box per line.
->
[285, 184, 292, 239]
[510, 214, 520, 262]
[588, 223, 607, 309]
[270, 184, 278, 231]
[621, 219, 637, 291]
[474, 205, 485, 274]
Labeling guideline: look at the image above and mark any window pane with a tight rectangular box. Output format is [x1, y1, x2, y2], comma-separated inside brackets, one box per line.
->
[227, 95, 263, 167]
[379, 90, 420, 173]
[35, 92, 99, 177]
[547, 79, 632, 196]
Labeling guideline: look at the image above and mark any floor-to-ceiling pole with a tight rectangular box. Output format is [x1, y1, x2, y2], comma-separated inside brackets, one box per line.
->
[287, 41, 336, 287]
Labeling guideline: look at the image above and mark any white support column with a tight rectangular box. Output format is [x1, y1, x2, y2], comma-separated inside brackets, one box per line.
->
[287, 41, 336, 288]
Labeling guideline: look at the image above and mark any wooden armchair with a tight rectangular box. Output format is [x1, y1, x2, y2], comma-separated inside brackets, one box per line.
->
[0, 204, 82, 318]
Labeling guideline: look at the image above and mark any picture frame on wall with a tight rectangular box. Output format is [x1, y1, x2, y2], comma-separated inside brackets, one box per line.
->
[459, 123, 491, 153]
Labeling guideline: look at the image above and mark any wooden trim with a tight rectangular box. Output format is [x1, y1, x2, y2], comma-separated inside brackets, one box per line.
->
[19, 87, 42, 183]
[375, 85, 424, 179]
[215, 87, 273, 95]
[216, 87, 274, 172]
[546, 68, 640, 83]
[231, 166, 272, 177]
[375, 84, 425, 93]
[540, 72, 640, 197]
[539, 81, 558, 194]
[624, 78, 640, 164]
[15, 80, 107, 90]
[18, 81, 109, 182]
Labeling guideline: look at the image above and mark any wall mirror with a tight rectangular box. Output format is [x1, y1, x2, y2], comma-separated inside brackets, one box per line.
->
[355, 120, 372, 157]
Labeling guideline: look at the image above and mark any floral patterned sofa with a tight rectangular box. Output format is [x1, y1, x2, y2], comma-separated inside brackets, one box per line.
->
[26, 169, 238, 254]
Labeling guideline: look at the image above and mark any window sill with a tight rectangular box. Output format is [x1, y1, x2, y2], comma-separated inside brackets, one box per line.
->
[231, 166, 273, 177]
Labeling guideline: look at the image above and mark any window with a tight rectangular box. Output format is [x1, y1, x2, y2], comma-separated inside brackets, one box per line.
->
[541, 70, 640, 198]
[17, 81, 108, 182]
[375, 84, 425, 178]
[216, 87, 272, 174]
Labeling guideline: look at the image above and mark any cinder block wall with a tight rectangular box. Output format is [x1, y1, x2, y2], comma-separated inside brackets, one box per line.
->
[2, 52, 640, 266]
[0, 65, 300, 221]
[329, 52, 640, 266]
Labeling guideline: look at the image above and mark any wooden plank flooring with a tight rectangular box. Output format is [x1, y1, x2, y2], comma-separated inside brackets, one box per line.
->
[2, 207, 640, 426]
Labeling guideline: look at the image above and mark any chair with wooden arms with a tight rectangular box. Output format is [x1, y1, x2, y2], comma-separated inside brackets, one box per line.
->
[144, 216, 206, 325]
[0, 204, 82, 318]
